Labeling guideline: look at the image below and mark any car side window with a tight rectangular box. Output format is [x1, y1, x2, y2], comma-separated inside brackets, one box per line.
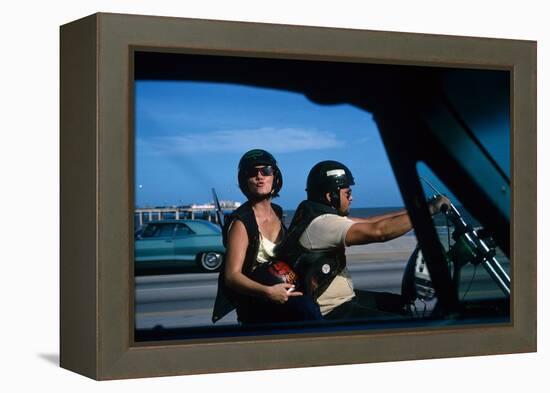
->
[141, 224, 159, 238]
[141, 223, 176, 238]
[158, 223, 176, 237]
[175, 223, 193, 237]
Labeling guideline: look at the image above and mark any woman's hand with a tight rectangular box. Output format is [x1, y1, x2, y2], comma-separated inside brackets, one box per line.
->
[265, 283, 303, 304]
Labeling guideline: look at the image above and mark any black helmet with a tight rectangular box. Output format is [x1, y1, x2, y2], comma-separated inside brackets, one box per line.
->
[306, 160, 355, 208]
[238, 149, 283, 198]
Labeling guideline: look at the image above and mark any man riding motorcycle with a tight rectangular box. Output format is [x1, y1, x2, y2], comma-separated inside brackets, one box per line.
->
[277, 160, 449, 320]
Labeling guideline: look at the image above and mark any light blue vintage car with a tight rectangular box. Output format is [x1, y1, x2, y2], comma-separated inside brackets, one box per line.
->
[135, 219, 225, 273]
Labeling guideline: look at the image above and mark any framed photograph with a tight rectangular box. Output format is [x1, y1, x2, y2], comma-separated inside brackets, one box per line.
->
[60, 13, 536, 380]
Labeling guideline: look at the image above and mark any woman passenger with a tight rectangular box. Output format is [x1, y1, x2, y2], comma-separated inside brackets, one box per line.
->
[211, 149, 321, 325]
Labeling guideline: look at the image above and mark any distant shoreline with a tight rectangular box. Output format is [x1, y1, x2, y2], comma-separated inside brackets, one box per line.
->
[282, 206, 406, 226]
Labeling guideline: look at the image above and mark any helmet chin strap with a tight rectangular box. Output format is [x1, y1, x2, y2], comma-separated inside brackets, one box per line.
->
[329, 190, 341, 210]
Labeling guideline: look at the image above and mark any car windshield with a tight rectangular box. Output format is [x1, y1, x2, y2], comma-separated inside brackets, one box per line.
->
[417, 163, 510, 303]
[442, 70, 510, 179]
[174, 223, 194, 236]
[132, 55, 512, 340]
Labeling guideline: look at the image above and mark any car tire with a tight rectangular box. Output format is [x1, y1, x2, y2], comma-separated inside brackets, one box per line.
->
[198, 252, 224, 272]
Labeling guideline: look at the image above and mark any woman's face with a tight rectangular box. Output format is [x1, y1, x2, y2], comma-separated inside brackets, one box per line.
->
[246, 165, 274, 198]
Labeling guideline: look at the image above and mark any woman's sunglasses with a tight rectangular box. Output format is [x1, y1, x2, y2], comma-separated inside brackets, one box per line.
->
[244, 165, 274, 178]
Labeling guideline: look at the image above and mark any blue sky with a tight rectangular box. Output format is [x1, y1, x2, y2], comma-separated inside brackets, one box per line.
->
[135, 80, 403, 209]
[134, 78, 509, 210]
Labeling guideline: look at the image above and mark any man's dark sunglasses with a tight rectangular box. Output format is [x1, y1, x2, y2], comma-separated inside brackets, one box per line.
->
[244, 166, 274, 178]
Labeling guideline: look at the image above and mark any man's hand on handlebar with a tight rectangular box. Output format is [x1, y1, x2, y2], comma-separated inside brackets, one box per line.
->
[428, 195, 451, 215]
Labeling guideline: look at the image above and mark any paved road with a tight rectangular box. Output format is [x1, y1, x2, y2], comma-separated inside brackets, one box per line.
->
[135, 258, 509, 330]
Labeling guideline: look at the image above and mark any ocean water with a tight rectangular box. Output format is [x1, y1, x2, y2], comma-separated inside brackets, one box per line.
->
[281, 206, 480, 228]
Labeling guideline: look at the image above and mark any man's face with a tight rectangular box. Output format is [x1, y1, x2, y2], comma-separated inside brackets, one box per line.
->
[337, 187, 353, 216]
[325, 187, 353, 215]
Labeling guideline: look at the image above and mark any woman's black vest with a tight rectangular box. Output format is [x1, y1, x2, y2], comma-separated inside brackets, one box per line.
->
[211, 201, 284, 323]
[276, 200, 347, 300]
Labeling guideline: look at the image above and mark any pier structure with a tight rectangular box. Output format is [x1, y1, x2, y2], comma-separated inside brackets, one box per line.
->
[135, 202, 240, 227]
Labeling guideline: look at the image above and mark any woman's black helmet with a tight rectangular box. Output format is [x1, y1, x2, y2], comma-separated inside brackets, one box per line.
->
[306, 160, 355, 207]
[238, 149, 283, 198]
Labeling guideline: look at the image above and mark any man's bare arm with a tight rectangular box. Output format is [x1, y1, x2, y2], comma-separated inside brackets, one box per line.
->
[345, 195, 450, 246]
[345, 213, 413, 246]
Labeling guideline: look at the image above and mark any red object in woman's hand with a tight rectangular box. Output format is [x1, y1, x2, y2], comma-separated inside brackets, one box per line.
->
[251, 260, 300, 290]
